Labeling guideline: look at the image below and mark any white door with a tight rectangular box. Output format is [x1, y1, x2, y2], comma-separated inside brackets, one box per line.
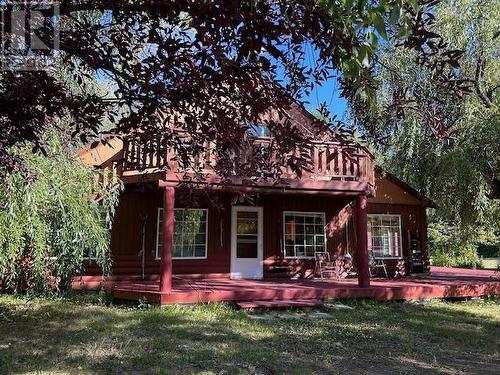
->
[230, 206, 263, 279]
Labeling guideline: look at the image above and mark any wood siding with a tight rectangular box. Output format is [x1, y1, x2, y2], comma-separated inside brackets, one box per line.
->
[85, 181, 429, 279]
[364, 203, 428, 274]
[87, 186, 232, 277]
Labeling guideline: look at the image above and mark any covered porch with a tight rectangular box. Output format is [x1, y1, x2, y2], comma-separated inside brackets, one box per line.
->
[156, 185, 372, 295]
[106, 267, 500, 306]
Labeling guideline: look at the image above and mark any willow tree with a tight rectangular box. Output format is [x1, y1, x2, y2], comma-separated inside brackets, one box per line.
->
[0, 133, 122, 294]
[350, 0, 500, 263]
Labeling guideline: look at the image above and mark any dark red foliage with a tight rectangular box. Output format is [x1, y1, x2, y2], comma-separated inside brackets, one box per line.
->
[0, 0, 359, 179]
[0, 0, 467, 182]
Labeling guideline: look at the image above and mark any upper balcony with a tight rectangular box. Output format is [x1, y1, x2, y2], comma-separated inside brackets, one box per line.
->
[121, 135, 375, 196]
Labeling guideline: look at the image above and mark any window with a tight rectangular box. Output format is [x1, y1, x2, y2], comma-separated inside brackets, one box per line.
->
[368, 214, 402, 258]
[248, 123, 271, 137]
[156, 208, 208, 259]
[283, 212, 326, 258]
[235, 210, 259, 258]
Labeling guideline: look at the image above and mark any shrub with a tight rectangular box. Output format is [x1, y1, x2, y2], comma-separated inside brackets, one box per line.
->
[0, 133, 122, 294]
[428, 222, 482, 269]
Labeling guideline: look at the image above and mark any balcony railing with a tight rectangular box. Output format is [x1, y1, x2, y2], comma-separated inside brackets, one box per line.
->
[122, 135, 375, 191]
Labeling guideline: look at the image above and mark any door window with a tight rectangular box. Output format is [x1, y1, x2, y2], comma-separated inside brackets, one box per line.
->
[236, 211, 259, 258]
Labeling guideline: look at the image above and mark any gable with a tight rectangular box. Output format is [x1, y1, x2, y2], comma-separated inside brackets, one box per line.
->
[369, 169, 431, 206]
[79, 138, 124, 167]
[257, 102, 332, 141]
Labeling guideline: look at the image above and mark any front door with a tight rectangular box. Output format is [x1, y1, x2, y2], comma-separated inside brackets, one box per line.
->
[230, 206, 263, 279]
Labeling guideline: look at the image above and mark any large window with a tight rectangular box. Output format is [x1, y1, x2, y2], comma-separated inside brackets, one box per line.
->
[283, 212, 326, 258]
[368, 214, 402, 258]
[156, 208, 208, 259]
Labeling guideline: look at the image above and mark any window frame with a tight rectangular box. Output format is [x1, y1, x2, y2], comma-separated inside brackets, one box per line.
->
[282, 211, 327, 259]
[367, 214, 403, 259]
[248, 123, 271, 138]
[156, 208, 209, 260]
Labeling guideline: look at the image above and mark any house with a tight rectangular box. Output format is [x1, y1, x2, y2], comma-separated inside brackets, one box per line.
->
[78, 104, 433, 302]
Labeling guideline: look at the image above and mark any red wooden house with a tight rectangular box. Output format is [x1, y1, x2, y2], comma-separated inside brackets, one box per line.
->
[78, 104, 434, 304]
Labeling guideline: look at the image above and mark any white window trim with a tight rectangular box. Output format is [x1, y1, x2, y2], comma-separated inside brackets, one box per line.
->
[156, 207, 209, 260]
[282, 211, 327, 259]
[367, 213, 403, 259]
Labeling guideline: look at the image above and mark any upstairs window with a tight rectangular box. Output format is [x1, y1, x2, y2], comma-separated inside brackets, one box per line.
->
[157, 208, 208, 259]
[367, 214, 402, 258]
[283, 212, 326, 258]
[248, 123, 271, 137]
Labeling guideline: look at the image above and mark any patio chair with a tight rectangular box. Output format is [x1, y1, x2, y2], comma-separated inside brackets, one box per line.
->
[315, 251, 340, 280]
[368, 250, 388, 278]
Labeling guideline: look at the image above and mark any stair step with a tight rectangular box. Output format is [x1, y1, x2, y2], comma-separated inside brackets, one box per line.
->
[236, 299, 322, 309]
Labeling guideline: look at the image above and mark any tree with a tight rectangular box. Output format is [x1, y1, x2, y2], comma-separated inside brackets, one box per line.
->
[0, 131, 122, 294]
[0, 0, 460, 181]
[353, 0, 499, 261]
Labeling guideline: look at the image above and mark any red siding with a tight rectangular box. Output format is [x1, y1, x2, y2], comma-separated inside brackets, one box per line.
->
[87, 187, 232, 277]
[85, 186, 429, 279]
[363, 203, 429, 274]
[258, 194, 352, 278]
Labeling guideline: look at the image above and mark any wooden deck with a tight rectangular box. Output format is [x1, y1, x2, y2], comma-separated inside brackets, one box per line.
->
[81, 267, 500, 306]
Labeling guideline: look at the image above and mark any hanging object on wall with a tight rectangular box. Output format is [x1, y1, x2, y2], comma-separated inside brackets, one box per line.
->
[220, 218, 224, 248]
[139, 214, 148, 280]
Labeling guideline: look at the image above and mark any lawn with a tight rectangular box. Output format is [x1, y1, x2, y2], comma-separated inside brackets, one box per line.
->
[0, 295, 499, 375]
[482, 258, 500, 270]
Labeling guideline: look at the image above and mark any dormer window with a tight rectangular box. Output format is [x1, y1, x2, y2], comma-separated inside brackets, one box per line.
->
[248, 123, 271, 138]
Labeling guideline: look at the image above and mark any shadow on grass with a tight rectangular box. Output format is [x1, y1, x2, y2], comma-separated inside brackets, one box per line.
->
[0, 296, 498, 374]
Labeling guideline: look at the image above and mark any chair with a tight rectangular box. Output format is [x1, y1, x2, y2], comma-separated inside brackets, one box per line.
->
[315, 252, 340, 280]
[368, 250, 388, 278]
[407, 230, 429, 274]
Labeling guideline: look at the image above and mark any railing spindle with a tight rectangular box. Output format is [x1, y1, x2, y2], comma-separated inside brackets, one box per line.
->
[121, 134, 375, 187]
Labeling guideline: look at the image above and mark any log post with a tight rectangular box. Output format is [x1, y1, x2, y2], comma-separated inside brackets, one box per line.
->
[356, 194, 370, 288]
[160, 186, 175, 293]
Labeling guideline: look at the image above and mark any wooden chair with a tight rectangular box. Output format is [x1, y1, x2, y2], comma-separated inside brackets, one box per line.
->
[315, 251, 340, 280]
[368, 250, 388, 278]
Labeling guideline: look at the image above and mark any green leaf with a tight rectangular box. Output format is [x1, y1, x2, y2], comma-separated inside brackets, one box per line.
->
[358, 44, 371, 68]
[372, 13, 388, 40]
[389, 3, 401, 26]
[367, 31, 379, 48]
[406, 0, 419, 12]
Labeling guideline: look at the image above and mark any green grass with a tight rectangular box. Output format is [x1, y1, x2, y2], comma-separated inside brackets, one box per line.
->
[0, 295, 499, 374]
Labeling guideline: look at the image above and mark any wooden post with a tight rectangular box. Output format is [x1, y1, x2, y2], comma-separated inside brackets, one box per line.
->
[356, 194, 370, 288]
[160, 186, 175, 293]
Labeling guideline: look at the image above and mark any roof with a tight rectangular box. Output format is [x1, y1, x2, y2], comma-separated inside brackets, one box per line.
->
[78, 138, 123, 166]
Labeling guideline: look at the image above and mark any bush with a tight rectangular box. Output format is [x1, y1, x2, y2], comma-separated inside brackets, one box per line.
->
[477, 244, 500, 258]
[0, 133, 122, 294]
[431, 243, 482, 269]
[428, 222, 482, 269]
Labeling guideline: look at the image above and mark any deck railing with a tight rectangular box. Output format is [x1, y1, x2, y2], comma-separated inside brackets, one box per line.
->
[122, 135, 375, 187]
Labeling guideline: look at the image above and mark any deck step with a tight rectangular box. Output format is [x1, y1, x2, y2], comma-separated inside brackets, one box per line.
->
[236, 299, 323, 309]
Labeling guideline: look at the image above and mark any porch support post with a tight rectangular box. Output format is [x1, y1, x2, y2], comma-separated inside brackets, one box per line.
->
[160, 186, 175, 293]
[356, 193, 370, 288]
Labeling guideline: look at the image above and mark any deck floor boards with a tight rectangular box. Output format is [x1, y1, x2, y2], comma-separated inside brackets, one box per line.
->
[76, 267, 500, 306]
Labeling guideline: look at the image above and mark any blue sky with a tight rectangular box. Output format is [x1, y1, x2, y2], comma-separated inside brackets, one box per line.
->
[293, 42, 349, 121]
[301, 77, 348, 121]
